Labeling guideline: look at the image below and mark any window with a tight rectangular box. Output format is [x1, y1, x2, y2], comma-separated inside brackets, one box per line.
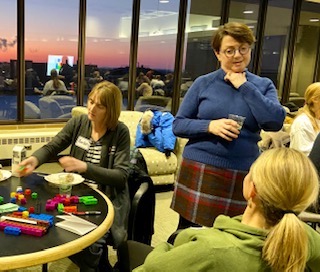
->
[135, 0, 180, 112]
[262, 0, 294, 100]
[85, 0, 132, 109]
[0, 0, 17, 120]
[181, 0, 222, 98]
[25, 0, 79, 120]
[290, 1, 320, 102]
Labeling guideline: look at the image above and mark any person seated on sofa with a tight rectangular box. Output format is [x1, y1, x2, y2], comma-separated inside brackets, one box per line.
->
[42, 69, 74, 96]
[18, 81, 131, 272]
[123, 148, 320, 272]
[290, 82, 320, 155]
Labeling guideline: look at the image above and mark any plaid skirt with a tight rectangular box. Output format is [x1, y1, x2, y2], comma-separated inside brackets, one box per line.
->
[171, 158, 248, 227]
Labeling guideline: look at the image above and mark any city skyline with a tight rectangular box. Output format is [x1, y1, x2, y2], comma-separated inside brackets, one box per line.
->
[1, 0, 180, 70]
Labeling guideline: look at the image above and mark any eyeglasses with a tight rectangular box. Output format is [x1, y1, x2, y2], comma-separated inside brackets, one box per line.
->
[222, 46, 251, 58]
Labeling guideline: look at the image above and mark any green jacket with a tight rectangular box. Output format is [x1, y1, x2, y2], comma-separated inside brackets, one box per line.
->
[134, 215, 320, 272]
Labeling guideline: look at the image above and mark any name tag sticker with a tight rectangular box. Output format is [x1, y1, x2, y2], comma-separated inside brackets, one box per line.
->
[75, 136, 91, 151]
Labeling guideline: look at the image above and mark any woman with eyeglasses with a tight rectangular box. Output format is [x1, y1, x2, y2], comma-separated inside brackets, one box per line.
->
[171, 22, 286, 229]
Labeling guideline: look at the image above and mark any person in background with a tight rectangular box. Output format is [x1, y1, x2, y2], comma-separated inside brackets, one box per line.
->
[290, 82, 320, 155]
[59, 59, 74, 87]
[25, 68, 44, 94]
[136, 82, 153, 97]
[151, 75, 165, 96]
[42, 69, 73, 96]
[19, 81, 131, 272]
[131, 148, 320, 272]
[164, 73, 174, 97]
[171, 22, 286, 229]
[88, 70, 104, 89]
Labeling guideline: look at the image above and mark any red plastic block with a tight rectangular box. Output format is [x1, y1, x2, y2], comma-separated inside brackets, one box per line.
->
[24, 189, 32, 195]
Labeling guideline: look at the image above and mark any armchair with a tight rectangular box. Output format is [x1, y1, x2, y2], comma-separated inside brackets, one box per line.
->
[39, 96, 75, 119]
[134, 96, 172, 112]
[72, 107, 188, 186]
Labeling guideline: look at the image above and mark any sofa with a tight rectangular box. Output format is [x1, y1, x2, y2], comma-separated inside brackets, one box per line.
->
[39, 95, 76, 119]
[71, 106, 187, 186]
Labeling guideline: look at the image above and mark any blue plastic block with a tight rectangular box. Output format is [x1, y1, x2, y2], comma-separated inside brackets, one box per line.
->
[18, 206, 27, 212]
[29, 213, 54, 227]
[4, 226, 21, 236]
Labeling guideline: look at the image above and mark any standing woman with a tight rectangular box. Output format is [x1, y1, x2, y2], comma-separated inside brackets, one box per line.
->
[171, 22, 286, 228]
[290, 82, 320, 155]
[19, 81, 130, 271]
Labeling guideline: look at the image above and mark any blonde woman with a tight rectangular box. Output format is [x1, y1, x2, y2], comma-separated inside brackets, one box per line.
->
[128, 148, 320, 271]
[290, 82, 320, 155]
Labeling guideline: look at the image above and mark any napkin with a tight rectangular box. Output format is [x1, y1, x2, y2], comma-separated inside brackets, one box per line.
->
[55, 214, 97, 235]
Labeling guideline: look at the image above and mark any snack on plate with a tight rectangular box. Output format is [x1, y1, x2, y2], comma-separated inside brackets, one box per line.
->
[66, 173, 74, 183]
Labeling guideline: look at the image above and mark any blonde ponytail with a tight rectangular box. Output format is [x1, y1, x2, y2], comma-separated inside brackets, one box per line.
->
[251, 148, 319, 271]
[263, 214, 308, 271]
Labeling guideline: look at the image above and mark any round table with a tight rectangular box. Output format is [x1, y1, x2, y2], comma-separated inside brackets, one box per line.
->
[0, 173, 114, 270]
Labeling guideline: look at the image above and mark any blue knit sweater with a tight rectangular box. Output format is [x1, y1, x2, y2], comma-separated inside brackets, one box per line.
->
[173, 69, 286, 171]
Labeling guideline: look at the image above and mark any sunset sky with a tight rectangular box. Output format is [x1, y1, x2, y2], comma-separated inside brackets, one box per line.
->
[1, 0, 180, 70]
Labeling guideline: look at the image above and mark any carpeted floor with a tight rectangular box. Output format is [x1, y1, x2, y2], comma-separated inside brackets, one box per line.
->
[3, 163, 179, 272]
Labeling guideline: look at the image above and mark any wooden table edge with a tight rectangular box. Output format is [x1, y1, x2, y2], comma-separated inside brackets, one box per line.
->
[0, 187, 114, 270]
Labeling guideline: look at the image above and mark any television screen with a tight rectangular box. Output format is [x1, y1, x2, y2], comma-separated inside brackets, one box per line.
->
[46, 55, 74, 76]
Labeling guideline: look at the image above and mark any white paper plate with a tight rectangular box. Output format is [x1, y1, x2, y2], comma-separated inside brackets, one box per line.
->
[0, 170, 12, 181]
[44, 173, 84, 186]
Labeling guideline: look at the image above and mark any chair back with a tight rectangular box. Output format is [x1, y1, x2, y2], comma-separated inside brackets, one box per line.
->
[39, 97, 64, 118]
[134, 96, 171, 112]
[127, 148, 155, 245]
[24, 101, 40, 119]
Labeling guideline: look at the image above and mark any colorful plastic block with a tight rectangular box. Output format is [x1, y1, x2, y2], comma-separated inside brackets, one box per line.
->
[0, 221, 45, 237]
[28, 207, 35, 213]
[24, 189, 31, 195]
[16, 186, 23, 193]
[10, 197, 17, 204]
[18, 194, 25, 200]
[31, 192, 38, 199]
[20, 198, 27, 205]
[4, 226, 21, 236]
[70, 196, 79, 204]
[83, 198, 98, 205]
[29, 213, 54, 226]
[22, 211, 29, 217]
[79, 196, 95, 203]
[13, 212, 23, 216]
[45, 202, 56, 211]
[0, 203, 19, 213]
[63, 198, 71, 206]
[18, 206, 27, 212]
[64, 206, 77, 213]
[0, 196, 3, 204]
[57, 203, 64, 214]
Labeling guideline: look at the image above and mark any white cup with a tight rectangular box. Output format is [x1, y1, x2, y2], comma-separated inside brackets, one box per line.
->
[58, 174, 72, 197]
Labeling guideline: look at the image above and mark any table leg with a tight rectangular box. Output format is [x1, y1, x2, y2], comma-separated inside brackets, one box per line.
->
[42, 263, 48, 272]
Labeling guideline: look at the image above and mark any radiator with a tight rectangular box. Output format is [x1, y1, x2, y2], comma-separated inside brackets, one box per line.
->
[0, 128, 69, 160]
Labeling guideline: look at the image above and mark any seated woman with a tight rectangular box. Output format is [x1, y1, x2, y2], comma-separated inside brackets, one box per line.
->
[290, 82, 320, 155]
[19, 81, 131, 271]
[124, 148, 320, 271]
[43, 69, 74, 96]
